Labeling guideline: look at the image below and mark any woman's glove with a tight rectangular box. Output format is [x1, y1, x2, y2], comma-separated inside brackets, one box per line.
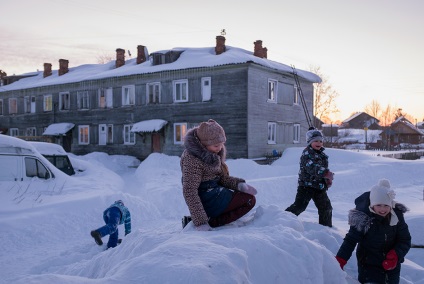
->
[196, 223, 212, 231]
[238, 183, 257, 195]
[335, 256, 347, 270]
[382, 249, 398, 270]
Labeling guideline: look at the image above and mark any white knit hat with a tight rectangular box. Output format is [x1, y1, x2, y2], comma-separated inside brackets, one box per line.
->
[369, 179, 396, 208]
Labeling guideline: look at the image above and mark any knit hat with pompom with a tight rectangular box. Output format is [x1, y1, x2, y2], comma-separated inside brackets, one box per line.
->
[369, 179, 396, 208]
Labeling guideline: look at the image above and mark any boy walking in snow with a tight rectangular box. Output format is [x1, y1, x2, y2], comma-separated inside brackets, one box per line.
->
[285, 128, 334, 227]
[91, 200, 131, 249]
[336, 179, 411, 283]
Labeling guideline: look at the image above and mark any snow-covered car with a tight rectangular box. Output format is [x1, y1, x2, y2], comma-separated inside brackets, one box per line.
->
[0, 135, 69, 198]
[29, 141, 75, 176]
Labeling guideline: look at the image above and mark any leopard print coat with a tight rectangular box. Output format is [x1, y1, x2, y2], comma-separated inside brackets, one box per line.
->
[180, 127, 245, 226]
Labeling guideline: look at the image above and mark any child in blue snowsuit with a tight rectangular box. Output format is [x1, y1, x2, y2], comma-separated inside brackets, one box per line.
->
[91, 200, 131, 248]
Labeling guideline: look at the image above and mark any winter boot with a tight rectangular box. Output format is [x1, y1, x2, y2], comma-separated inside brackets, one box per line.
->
[91, 230, 103, 245]
[182, 216, 192, 228]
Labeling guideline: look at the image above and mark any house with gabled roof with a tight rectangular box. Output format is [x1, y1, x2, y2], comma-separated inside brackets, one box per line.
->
[0, 35, 320, 160]
[380, 116, 423, 149]
[340, 112, 381, 130]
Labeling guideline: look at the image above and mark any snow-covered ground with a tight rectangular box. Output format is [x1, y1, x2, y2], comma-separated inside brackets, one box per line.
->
[1, 147, 423, 284]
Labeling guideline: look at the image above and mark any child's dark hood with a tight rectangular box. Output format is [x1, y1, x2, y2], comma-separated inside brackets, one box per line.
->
[348, 191, 409, 233]
[183, 127, 226, 166]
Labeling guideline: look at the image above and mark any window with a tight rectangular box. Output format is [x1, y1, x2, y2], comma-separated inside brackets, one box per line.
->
[59, 92, 71, 110]
[268, 79, 277, 102]
[201, 77, 211, 101]
[30, 96, 36, 113]
[10, 128, 19, 136]
[146, 82, 161, 104]
[174, 123, 187, 144]
[44, 95, 52, 112]
[24, 96, 31, 113]
[9, 98, 17, 114]
[293, 124, 300, 143]
[98, 88, 113, 108]
[26, 127, 36, 136]
[25, 157, 50, 179]
[173, 79, 188, 102]
[77, 91, 89, 109]
[122, 85, 135, 106]
[0, 99, 3, 115]
[294, 85, 299, 105]
[78, 125, 90, 144]
[123, 125, 135, 144]
[268, 122, 277, 144]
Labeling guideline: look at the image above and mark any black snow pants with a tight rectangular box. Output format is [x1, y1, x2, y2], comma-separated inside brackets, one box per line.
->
[285, 186, 332, 227]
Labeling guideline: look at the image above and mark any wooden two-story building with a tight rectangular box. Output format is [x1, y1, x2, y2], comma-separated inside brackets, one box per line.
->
[0, 36, 320, 160]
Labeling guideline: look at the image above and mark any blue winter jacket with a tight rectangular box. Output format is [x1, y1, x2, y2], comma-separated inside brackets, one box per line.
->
[104, 201, 131, 235]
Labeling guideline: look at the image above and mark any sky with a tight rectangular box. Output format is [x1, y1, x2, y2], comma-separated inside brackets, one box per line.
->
[1, 0, 423, 122]
[1, 134, 424, 283]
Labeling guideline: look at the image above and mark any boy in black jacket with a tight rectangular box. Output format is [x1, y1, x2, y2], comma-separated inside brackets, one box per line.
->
[336, 179, 411, 284]
[285, 128, 334, 227]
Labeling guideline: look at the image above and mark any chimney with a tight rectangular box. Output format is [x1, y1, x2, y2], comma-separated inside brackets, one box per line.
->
[43, 63, 52, 78]
[215, 35, 226, 55]
[58, 59, 69, 76]
[137, 45, 147, 64]
[115, 48, 125, 68]
[253, 40, 267, 59]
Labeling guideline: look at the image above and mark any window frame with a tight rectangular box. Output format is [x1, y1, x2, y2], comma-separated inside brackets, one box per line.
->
[122, 85, 135, 106]
[59, 92, 71, 111]
[268, 79, 278, 103]
[123, 124, 135, 145]
[98, 88, 113, 109]
[43, 95, 53, 112]
[173, 79, 188, 103]
[267, 122, 277, 144]
[146, 82, 161, 104]
[293, 124, 300, 143]
[174, 123, 187, 144]
[10, 128, 19, 136]
[77, 91, 90, 110]
[24, 96, 31, 113]
[26, 127, 36, 136]
[293, 85, 299, 105]
[78, 125, 90, 145]
[0, 99, 4, 115]
[9, 98, 18, 114]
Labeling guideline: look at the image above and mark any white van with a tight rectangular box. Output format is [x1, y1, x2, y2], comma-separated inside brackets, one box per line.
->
[0, 134, 68, 206]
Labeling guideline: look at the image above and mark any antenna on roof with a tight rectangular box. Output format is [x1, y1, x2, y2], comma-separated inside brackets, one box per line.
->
[128, 50, 132, 57]
[221, 29, 226, 36]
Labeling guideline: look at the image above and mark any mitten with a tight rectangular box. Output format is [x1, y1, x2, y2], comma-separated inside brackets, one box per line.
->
[196, 223, 212, 231]
[335, 256, 347, 270]
[238, 183, 258, 195]
[382, 249, 398, 270]
[324, 171, 334, 188]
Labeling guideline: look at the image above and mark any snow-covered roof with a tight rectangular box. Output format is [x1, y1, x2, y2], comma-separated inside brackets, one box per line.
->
[42, 123, 75, 136]
[342, 112, 363, 123]
[0, 46, 321, 92]
[29, 141, 68, 155]
[130, 119, 168, 133]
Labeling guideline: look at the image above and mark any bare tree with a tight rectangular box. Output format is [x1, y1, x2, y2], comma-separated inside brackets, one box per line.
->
[96, 53, 114, 64]
[309, 66, 340, 123]
[364, 100, 382, 118]
[381, 104, 396, 126]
